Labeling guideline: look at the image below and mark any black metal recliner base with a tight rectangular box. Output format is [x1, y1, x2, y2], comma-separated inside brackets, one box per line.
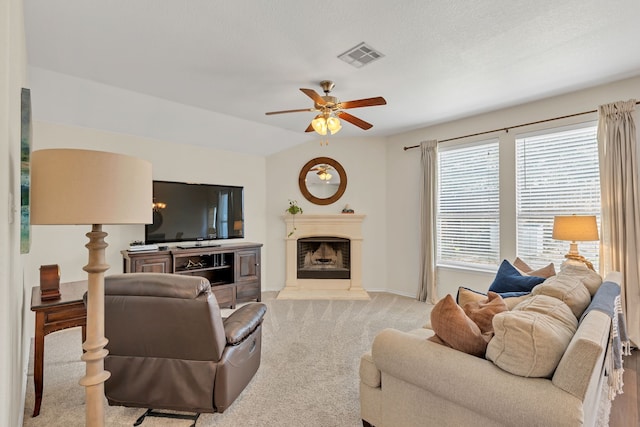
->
[134, 408, 201, 427]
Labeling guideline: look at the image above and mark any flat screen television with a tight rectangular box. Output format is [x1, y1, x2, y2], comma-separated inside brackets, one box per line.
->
[145, 180, 244, 245]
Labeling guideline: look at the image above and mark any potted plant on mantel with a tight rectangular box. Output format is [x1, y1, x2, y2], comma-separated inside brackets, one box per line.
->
[286, 199, 303, 237]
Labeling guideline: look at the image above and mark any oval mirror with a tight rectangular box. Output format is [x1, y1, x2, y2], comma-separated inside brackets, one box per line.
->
[298, 157, 347, 205]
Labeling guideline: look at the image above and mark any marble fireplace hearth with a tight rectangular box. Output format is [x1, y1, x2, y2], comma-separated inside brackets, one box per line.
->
[278, 214, 369, 300]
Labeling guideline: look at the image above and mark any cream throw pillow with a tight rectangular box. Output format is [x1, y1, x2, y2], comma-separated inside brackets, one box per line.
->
[531, 274, 591, 318]
[486, 295, 577, 378]
[559, 261, 603, 296]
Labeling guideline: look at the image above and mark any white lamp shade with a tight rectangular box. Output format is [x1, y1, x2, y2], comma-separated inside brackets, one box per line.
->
[552, 215, 599, 241]
[31, 149, 152, 225]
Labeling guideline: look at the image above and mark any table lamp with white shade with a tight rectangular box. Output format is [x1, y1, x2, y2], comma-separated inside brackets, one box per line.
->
[552, 214, 599, 270]
[30, 148, 152, 427]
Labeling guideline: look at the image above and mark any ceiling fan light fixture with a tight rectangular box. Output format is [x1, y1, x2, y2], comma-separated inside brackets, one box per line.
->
[326, 116, 342, 135]
[311, 115, 328, 135]
[318, 171, 332, 181]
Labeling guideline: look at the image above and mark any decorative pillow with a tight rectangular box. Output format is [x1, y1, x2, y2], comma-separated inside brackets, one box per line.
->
[457, 286, 531, 310]
[456, 286, 486, 307]
[486, 295, 578, 378]
[531, 274, 591, 318]
[488, 260, 546, 293]
[463, 291, 508, 335]
[559, 261, 603, 296]
[512, 257, 532, 273]
[429, 294, 488, 357]
[513, 257, 556, 279]
[503, 294, 531, 310]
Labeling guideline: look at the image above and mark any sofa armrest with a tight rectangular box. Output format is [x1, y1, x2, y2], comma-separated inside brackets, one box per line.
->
[359, 352, 380, 388]
[223, 303, 267, 345]
[371, 328, 584, 426]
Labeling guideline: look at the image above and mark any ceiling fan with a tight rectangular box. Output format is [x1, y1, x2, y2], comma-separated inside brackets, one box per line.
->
[265, 80, 387, 135]
[310, 164, 334, 181]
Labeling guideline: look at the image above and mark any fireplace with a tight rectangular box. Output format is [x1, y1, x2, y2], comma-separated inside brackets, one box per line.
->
[279, 214, 368, 300]
[297, 237, 350, 279]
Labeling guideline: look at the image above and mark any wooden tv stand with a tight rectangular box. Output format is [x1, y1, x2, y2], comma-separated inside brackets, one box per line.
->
[121, 242, 262, 308]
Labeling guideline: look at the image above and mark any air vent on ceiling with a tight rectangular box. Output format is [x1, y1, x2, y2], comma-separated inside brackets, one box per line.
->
[338, 42, 385, 68]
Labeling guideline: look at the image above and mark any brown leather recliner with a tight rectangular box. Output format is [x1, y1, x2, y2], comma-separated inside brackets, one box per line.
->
[103, 273, 266, 423]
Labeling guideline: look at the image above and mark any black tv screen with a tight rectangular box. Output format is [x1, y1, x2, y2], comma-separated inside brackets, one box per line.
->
[145, 180, 244, 245]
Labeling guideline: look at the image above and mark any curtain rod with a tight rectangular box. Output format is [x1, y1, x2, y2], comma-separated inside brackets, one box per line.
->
[403, 100, 640, 151]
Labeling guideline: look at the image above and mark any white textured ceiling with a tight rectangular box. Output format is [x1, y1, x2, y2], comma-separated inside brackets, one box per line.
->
[23, 0, 640, 155]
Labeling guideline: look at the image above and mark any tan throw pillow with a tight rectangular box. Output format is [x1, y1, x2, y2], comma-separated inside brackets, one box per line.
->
[486, 295, 578, 378]
[531, 274, 591, 318]
[559, 261, 603, 296]
[513, 257, 556, 278]
[463, 291, 508, 335]
[430, 294, 488, 357]
[456, 286, 487, 308]
[512, 257, 533, 273]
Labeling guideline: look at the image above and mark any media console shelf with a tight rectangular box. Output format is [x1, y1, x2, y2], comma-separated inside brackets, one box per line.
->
[121, 242, 262, 308]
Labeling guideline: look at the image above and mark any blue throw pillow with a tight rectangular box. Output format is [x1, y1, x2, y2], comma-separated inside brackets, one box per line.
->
[488, 260, 545, 293]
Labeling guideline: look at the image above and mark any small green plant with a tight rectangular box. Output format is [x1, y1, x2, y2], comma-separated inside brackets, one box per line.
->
[286, 199, 303, 237]
[286, 199, 303, 215]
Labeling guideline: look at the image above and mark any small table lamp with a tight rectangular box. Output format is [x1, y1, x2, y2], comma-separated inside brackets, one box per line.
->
[31, 149, 152, 427]
[552, 214, 599, 270]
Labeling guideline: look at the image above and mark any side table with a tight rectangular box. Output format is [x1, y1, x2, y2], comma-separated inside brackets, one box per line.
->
[30, 280, 87, 417]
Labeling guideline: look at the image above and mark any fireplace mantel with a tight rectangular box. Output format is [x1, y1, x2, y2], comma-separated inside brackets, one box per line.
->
[279, 214, 369, 300]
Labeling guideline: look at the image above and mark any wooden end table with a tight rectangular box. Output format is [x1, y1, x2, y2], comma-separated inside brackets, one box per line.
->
[30, 280, 87, 417]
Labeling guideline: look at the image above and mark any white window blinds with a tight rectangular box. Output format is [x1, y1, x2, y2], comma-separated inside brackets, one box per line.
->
[516, 124, 600, 268]
[437, 140, 500, 267]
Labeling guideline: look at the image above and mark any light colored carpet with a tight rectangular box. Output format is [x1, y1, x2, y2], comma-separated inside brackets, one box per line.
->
[23, 292, 432, 427]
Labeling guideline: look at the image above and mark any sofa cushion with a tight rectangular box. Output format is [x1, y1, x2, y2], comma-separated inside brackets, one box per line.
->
[429, 294, 488, 357]
[462, 291, 508, 335]
[489, 260, 546, 293]
[531, 274, 591, 319]
[559, 261, 603, 296]
[486, 295, 578, 378]
[513, 257, 556, 278]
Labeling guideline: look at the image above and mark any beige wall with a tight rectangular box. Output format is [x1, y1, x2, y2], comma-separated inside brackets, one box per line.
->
[23, 121, 267, 341]
[386, 75, 640, 298]
[265, 136, 388, 292]
[1, 0, 28, 425]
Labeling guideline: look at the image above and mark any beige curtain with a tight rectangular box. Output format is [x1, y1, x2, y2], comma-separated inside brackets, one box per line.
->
[418, 140, 438, 303]
[598, 99, 640, 346]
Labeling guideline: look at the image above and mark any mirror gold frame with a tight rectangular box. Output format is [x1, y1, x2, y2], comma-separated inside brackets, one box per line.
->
[298, 157, 347, 205]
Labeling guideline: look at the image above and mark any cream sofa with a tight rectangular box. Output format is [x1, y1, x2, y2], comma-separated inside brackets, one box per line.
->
[359, 271, 621, 427]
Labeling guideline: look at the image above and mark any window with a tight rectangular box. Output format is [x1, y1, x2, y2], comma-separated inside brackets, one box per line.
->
[437, 140, 500, 267]
[516, 124, 600, 268]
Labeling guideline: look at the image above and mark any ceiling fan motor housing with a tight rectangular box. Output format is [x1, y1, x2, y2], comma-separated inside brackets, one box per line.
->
[317, 96, 339, 111]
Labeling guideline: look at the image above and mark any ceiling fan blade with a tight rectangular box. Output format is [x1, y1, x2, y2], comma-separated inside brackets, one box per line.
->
[305, 123, 314, 133]
[337, 111, 373, 130]
[300, 88, 326, 106]
[340, 96, 387, 109]
[265, 108, 314, 115]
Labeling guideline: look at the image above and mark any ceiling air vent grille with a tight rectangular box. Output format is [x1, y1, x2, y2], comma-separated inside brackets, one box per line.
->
[338, 42, 385, 68]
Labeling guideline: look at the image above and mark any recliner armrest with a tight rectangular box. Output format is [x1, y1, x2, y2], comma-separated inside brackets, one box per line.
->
[223, 303, 267, 345]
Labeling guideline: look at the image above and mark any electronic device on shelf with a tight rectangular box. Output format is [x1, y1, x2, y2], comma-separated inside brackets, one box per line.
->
[128, 242, 159, 252]
[177, 244, 222, 249]
[146, 180, 245, 245]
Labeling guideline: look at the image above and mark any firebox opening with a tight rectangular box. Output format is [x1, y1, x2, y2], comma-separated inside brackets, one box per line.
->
[297, 236, 351, 279]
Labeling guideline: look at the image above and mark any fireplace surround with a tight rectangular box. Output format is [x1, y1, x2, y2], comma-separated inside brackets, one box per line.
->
[279, 214, 368, 300]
